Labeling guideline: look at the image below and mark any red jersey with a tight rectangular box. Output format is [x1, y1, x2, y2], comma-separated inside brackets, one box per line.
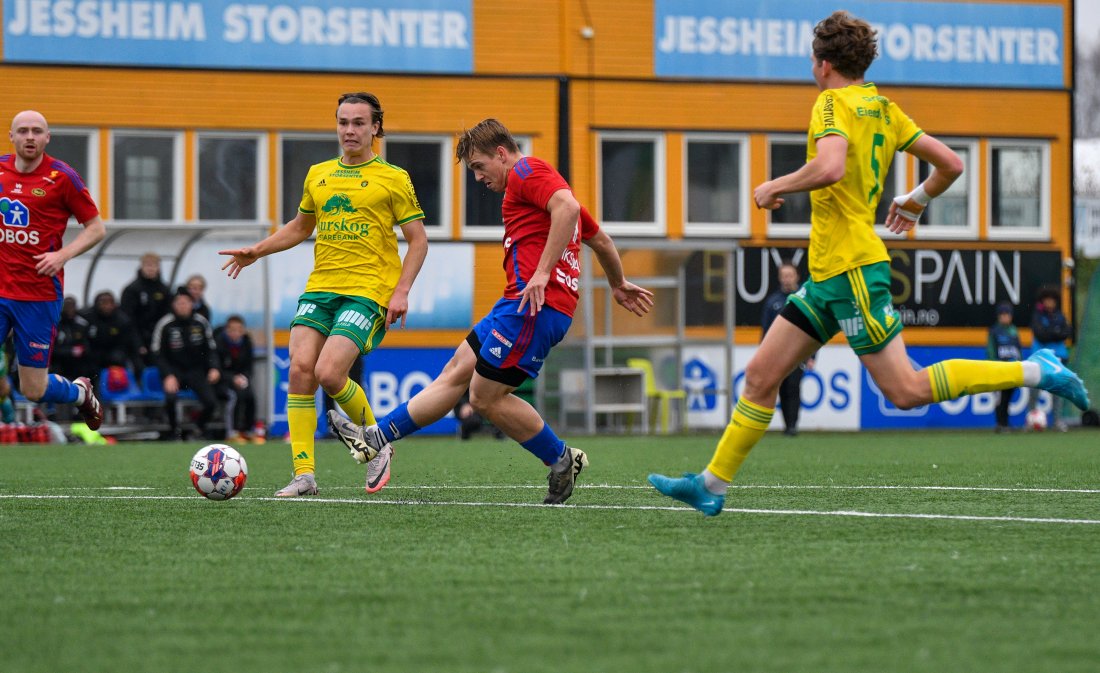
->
[0, 152, 99, 301]
[500, 156, 599, 317]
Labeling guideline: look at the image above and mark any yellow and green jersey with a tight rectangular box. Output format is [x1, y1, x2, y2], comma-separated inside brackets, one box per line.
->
[805, 82, 923, 282]
[298, 156, 424, 307]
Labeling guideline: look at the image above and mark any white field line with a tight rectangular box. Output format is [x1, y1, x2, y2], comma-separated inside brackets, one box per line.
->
[1, 493, 1098, 526]
[35, 483, 1100, 494]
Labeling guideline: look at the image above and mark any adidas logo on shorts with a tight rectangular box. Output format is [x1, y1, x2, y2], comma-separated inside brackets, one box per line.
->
[490, 346, 502, 358]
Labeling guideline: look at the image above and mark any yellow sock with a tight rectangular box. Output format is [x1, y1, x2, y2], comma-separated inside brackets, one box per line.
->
[927, 360, 1025, 403]
[705, 397, 774, 482]
[288, 393, 317, 476]
[333, 377, 376, 426]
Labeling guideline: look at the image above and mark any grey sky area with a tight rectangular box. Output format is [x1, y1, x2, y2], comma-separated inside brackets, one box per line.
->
[1078, 2, 1100, 48]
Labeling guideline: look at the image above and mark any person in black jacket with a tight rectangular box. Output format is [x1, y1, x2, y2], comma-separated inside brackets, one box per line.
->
[182, 274, 212, 322]
[988, 301, 1022, 432]
[1029, 286, 1073, 431]
[151, 290, 221, 440]
[216, 315, 258, 443]
[53, 296, 94, 383]
[760, 261, 815, 436]
[84, 291, 144, 377]
[120, 252, 172, 364]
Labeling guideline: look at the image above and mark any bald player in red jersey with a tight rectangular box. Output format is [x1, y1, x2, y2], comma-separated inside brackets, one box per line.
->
[330, 118, 654, 504]
[1, 110, 105, 428]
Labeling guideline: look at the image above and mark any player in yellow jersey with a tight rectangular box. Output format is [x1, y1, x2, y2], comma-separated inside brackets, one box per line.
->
[220, 92, 428, 497]
[649, 11, 1091, 516]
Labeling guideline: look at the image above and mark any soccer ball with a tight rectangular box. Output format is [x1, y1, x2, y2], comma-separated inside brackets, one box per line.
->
[190, 444, 248, 500]
[1025, 408, 1048, 431]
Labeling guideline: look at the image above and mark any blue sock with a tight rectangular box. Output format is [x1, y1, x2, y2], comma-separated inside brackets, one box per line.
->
[377, 403, 421, 443]
[41, 374, 80, 404]
[520, 423, 566, 465]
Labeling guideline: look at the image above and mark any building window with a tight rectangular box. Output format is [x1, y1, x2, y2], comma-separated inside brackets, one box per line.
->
[915, 140, 978, 239]
[598, 132, 665, 235]
[384, 136, 449, 237]
[684, 134, 748, 237]
[197, 134, 262, 221]
[461, 137, 531, 239]
[280, 136, 338, 223]
[113, 132, 179, 220]
[47, 129, 97, 198]
[989, 141, 1049, 240]
[767, 137, 812, 236]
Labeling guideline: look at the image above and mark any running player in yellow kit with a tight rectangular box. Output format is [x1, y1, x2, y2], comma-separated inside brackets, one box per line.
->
[649, 10, 1090, 516]
[221, 92, 428, 497]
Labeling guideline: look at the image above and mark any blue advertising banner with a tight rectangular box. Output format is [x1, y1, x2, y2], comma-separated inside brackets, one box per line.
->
[655, 0, 1064, 88]
[269, 345, 456, 437]
[4, 0, 472, 73]
[860, 346, 1048, 430]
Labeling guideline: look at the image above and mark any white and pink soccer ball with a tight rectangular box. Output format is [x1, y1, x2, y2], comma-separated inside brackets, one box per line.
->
[190, 444, 248, 500]
[1025, 408, 1048, 431]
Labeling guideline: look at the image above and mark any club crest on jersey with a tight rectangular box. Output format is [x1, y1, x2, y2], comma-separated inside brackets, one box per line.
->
[0, 197, 30, 227]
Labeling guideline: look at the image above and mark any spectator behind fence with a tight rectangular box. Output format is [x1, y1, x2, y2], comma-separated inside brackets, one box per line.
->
[151, 290, 221, 441]
[53, 296, 94, 384]
[120, 252, 172, 364]
[84, 291, 144, 377]
[216, 315, 259, 444]
[1030, 286, 1072, 432]
[988, 301, 1022, 433]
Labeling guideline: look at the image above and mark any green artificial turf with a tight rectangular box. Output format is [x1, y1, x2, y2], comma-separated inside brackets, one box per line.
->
[2, 430, 1099, 673]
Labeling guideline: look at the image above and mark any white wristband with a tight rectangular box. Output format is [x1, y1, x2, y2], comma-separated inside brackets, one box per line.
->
[907, 182, 932, 207]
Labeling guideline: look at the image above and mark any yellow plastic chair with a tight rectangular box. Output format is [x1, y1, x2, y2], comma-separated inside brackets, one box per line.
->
[627, 358, 687, 434]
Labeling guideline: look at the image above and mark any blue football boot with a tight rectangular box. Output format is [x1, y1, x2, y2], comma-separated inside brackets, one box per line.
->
[647, 472, 725, 517]
[1028, 348, 1091, 411]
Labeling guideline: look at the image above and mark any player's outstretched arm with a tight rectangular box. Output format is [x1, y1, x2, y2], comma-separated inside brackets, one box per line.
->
[885, 135, 963, 234]
[34, 216, 106, 277]
[386, 219, 428, 329]
[220, 212, 316, 278]
[583, 229, 655, 317]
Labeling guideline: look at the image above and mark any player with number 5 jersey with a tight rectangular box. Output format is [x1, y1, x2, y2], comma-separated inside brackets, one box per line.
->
[649, 10, 1091, 516]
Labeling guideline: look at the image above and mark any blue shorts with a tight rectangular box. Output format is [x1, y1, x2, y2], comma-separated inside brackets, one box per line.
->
[0, 297, 61, 368]
[469, 298, 572, 385]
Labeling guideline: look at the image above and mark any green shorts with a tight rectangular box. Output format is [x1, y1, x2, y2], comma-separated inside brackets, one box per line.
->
[787, 262, 903, 355]
[290, 292, 387, 355]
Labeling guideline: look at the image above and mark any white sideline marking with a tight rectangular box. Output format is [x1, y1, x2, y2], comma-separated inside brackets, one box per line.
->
[1, 493, 1098, 525]
[38, 483, 1100, 495]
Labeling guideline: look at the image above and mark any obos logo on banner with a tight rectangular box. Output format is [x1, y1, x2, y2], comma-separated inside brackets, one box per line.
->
[682, 345, 861, 431]
[860, 345, 1049, 429]
[269, 346, 456, 437]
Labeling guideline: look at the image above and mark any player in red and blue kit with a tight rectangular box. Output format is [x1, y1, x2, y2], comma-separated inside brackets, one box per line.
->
[1, 110, 106, 429]
[330, 118, 654, 503]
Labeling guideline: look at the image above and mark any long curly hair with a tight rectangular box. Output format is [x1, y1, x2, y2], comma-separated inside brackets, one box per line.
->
[812, 11, 878, 79]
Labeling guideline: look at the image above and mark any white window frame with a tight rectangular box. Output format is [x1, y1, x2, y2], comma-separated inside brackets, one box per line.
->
[914, 138, 980, 240]
[766, 134, 812, 239]
[682, 132, 750, 238]
[277, 132, 337, 225]
[48, 127, 100, 205]
[109, 129, 184, 221]
[596, 131, 666, 236]
[986, 139, 1051, 242]
[382, 134, 452, 240]
[459, 136, 532, 241]
[193, 130, 267, 222]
